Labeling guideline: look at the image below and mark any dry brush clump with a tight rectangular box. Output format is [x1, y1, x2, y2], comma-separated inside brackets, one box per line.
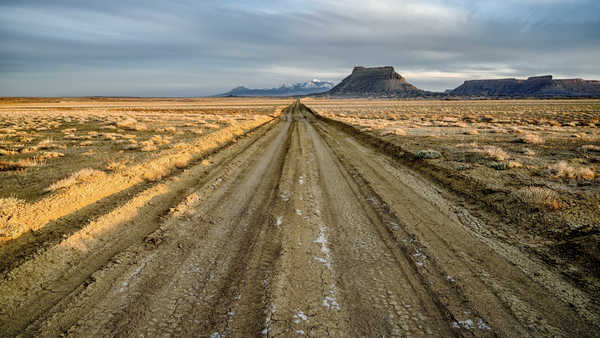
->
[547, 161, 596, 182]
[115, 117, 148, 131]
[581, 144, 600, 152]
[483, 146, 510, 161]
[0, 158, 40, 171]
[515, 187, 561, 210]
[516, 133, 544, 144]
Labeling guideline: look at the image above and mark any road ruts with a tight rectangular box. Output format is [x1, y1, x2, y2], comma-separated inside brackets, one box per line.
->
[0, 100, 598, 337]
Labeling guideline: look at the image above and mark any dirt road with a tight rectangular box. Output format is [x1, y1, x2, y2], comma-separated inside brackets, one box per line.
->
[1, 101, 598, 337]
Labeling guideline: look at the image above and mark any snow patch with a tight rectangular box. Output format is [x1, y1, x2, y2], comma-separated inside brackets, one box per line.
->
[276, 216, 283, 226]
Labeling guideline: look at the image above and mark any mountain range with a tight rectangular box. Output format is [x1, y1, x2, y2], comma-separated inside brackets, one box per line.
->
[218, 66, 600, 98]
[218, 79, 334, 97]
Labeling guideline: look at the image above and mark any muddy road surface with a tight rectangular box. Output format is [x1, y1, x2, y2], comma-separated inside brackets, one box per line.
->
[1, 101, 598, 337]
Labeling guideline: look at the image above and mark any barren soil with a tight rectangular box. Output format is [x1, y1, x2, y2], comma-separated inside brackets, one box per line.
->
[1, 101, 598, 337]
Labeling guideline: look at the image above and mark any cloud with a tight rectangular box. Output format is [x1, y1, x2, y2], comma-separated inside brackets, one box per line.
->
[0, 0, 598, 95]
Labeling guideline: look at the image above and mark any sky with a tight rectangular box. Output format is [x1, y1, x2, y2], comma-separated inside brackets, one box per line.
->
[1, 0, 599, 96]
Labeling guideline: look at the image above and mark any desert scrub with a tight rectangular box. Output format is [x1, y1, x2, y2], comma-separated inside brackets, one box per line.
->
[547, 161, 596, 181]
[380, 128, 407, 136]
[515, 187, 560, 210]
[581, 144, 600, 152]
[0, 158, 39, 171]
[484, 146, 509, 161]
[516, 134, 544, 144]
[416, 149, 441, 160]
[490, 162, 509, 170]
[45, 168, 106, 192]
[116, 117, 148, 131]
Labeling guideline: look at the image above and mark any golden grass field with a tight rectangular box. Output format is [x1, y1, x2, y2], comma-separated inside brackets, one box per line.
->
[0, 97, 287, 238]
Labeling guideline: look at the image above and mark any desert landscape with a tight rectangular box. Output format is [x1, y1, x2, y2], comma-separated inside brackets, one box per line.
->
[0, 97, 598, 336]
[2, 0, 600, 336]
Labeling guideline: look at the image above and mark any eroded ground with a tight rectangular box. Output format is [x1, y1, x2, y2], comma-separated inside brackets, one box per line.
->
[0, 99, 598, 337]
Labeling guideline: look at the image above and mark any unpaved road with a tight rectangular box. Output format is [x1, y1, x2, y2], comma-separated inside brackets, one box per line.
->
[1, 101, 598, 337]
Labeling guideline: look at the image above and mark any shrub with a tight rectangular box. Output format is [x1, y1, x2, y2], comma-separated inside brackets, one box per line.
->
[519, 148, 536, 156]
[416, 150, 441, 160]
[515, 187, 560, 209]
[508, 161, 523, 169]
[547, 161, 596, 181]
[116, 117, 148, 131]
[484, 146, 509, 161]
[380, 128, 406, 136]
[0, 158, 38, 171]
[581, 144, 600, 152]
[490, 162, 509, 170]
[172, 153, 192, 169]
[516, 134, 544, 144]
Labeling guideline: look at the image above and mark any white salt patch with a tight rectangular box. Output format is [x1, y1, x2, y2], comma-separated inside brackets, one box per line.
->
[323, 296, 340, 310]
[453, 319, 474, 329]
[477, 318, 491, 330]
[296, 311, 308, 321]
[313, 226, 332, 270]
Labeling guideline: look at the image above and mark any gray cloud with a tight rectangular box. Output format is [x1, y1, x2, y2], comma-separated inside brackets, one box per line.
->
[0, 0, 599, 96]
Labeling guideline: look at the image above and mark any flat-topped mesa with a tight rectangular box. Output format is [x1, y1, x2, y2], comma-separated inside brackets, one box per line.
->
[326, 66, 427, 97]
[450, 74, 600, 98]
[527, 75, 553, 81]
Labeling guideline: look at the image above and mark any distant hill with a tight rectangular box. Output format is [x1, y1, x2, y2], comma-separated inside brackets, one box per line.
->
[218, 79, 334, 97]
[450, 75, 600, 98]
[321, 66, 436, 98]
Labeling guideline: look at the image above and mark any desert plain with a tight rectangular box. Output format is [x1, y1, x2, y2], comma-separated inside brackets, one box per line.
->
[0, 97, 599, 336]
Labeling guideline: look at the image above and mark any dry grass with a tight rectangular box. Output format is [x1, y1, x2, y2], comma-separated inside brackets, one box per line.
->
[581, 144, 600, 152]
[547, 161, 596, 181]
[0, 103, 275, 239]
[0, 158, 39, 171]
[483, 146, 509, 161]
[516, 134, 544, 144]
[45, 168, 106, 192]
[116, 117, 148, 131]
[172, 153, 192, 169]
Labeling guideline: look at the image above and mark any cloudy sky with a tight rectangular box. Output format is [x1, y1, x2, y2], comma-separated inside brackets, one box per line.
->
[1, 0, 599, 96]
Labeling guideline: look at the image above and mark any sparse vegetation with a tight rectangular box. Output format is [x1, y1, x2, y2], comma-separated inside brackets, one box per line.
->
[416, 149, 441, 159]
[0, 97, 280, 239]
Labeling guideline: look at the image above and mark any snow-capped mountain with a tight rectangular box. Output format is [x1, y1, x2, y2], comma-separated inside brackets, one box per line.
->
[218, 79, 335, 97]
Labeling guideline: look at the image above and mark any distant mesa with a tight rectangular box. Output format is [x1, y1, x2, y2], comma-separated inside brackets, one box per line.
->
[218, 66, 600, 99]
[450, 75, 600, 98]
[322, 66, 437, 98]
[218, 79, 334, 97]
